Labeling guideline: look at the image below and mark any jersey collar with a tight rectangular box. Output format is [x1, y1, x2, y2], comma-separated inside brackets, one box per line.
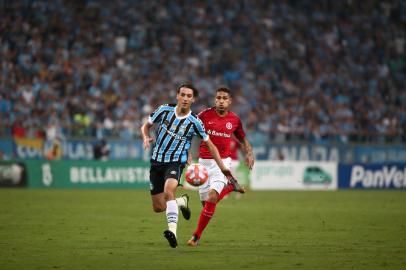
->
[174, 106, 191, 119]
[214, 107, 229, 117]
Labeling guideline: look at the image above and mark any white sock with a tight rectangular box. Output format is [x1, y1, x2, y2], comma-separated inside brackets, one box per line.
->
[166, 200, 178, 237]
[175, 197, 186, 208]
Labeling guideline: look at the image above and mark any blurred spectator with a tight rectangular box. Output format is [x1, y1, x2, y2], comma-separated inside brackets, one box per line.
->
[11, 119, 25, 138]
[46, 139, 62, 160]
[93, 139, 110, 161]
[0, 0, 405, 144]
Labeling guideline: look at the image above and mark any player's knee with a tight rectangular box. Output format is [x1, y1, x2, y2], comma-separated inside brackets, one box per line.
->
[152, 203, 166, 212]
[207, 190, 218, 203]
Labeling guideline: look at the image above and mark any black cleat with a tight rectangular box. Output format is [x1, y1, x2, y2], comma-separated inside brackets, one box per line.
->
[163, 230, 178, 248]
[180, 194, 191, 220]
[229, 177, 246, 194]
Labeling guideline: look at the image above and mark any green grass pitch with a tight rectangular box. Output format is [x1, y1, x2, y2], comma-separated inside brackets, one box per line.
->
[0, 189, 405, 270]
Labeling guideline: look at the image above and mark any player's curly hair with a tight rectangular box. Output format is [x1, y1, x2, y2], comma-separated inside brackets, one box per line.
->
[178, 84, 199, 97]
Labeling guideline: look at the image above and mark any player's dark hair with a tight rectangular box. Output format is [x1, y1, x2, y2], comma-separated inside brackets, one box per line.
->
[216, 87, 231, 97]
[178, 84, 199, 97]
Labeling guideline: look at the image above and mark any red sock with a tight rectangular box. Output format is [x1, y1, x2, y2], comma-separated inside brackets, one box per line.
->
[217, 184, 234, 202]
[194, 201, 217, 239]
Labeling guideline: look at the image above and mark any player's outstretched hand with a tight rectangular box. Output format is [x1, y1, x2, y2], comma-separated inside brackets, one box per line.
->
[143, 137, 154, 150]
[245, 154, 255, 170]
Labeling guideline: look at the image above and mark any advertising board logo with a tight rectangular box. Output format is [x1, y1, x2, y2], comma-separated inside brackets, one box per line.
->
[350, 165, 406, 188]
[302, 166, 332, 184]
[42, 163, 53, 187]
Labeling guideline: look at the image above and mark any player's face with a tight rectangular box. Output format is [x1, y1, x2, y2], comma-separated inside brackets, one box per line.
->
[177, 87, 195, 110]
[215, 91, 231, 114]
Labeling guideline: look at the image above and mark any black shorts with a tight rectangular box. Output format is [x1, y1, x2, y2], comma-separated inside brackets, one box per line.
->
[149, 161, 185, 195]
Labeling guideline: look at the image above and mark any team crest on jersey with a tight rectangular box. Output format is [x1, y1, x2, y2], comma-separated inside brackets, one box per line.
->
[164, 120, 170, 126]
[226, 122, 233, 130]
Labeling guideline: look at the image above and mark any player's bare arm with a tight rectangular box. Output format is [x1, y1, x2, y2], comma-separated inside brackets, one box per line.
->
[141, 122, 154, 150]
[239, 137, 255, 170]
[187, 150, 193, 165]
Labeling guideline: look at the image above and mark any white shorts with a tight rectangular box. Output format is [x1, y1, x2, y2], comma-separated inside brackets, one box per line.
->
[198, 157, 231, 202]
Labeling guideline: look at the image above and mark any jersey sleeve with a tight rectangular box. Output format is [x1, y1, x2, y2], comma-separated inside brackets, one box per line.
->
[148, 105, 166, 124]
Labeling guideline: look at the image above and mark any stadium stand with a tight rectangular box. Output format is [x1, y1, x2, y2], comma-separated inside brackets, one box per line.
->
[1, 0, 405, 143]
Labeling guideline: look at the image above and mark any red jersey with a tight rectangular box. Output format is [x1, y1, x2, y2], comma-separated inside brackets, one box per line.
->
[229, 137, 240, 161]
[198, 107, 246, 159]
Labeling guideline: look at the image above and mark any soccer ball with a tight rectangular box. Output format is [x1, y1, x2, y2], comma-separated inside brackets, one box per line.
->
[185, 163, 209, 187]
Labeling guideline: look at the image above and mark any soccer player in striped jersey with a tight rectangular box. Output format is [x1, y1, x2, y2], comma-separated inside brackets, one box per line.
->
[141, 84, 234, 248]
[187, 87, 255, 247]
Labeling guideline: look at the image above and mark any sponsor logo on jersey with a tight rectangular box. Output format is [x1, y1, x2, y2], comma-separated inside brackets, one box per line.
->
[207, 129, 231, 138]
[170, 171, 177, 175]
[165, 127, 187, 141]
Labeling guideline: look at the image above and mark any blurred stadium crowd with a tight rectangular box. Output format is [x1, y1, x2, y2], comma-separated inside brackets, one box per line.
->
[0, 0, 405, 144]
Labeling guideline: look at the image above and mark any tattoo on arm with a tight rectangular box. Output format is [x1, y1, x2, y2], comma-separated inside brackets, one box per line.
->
[241, 138, 253, 157]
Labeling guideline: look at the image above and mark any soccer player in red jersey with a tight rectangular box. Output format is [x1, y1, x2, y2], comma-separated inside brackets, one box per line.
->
[187, 87, 255, 247]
